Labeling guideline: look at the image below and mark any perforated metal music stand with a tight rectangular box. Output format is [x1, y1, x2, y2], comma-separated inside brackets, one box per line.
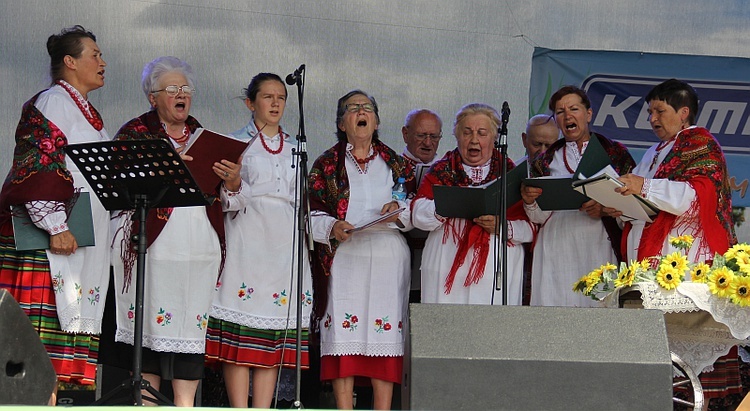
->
[65, 139, 210, 406]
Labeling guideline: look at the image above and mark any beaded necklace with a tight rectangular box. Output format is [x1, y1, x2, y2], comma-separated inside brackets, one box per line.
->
[354, 151, 378, 165]
[256, 122, 283, 155]
[161, 123, 190, 145]
[347, 144, 377, 174]
[55, 80, 103, 131]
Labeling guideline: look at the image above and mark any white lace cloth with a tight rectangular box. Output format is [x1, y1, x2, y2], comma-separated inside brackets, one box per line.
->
[604, 282, 750, 375]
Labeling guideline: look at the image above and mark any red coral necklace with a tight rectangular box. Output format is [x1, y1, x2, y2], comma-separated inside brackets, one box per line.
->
[161, 123, 190, 145]
[56, 80, 103, 131]
[354, 151, 378, 165]
[256, 122, 283, 155]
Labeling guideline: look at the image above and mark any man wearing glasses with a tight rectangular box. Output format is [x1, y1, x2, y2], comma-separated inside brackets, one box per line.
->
[401, 109, 443, 187]
[399, 109, 443, 305]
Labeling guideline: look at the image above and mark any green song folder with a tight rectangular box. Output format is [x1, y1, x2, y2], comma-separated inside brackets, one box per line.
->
[11, 192, 95, 251]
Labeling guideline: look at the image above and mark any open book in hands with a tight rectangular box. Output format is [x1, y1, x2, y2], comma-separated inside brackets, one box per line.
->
[572, 165, 659, 222]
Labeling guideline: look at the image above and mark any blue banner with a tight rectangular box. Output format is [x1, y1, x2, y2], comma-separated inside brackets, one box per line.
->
[530, 48, 750, 206]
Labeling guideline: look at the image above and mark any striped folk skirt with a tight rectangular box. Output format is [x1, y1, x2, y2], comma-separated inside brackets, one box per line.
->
[0, 224, 99, 385]
[205, 317, 309, 369]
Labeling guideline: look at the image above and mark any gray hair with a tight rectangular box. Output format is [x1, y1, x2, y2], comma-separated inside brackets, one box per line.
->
[525, 113, 556, 133]
[140, 56, 196, 99]
[404, 108, 442, 128]
[453, 103, 501, 139]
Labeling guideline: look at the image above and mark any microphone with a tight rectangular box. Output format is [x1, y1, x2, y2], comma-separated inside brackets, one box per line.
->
[498, 101, 510, 147]
[285, 64, 305, 85]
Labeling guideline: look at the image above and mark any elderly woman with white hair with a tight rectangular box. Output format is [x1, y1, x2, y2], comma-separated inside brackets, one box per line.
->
[110, 56, 240, 406]
[412, 103, 534, 306]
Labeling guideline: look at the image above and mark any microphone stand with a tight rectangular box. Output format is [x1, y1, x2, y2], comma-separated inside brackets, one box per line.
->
[288, 65, 312, 410]
[494, 102, 510, 305]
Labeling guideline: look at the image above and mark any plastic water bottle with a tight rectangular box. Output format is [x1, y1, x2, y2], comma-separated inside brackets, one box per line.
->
[392, 177, 407, 201]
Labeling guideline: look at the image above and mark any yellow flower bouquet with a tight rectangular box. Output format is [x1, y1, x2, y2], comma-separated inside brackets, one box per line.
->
[573, 236, 750, 307]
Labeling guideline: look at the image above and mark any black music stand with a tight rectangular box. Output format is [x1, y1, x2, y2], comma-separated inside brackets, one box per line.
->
[65, 139, 209, 406]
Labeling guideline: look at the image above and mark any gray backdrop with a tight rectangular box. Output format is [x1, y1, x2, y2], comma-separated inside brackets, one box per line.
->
[2, 0, 750, 179]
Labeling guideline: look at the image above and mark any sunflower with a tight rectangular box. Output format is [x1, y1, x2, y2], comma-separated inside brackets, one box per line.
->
[669, 235, 694, 250]
[707, 266, 735, 298]
[690, 262, 711, 283]
[584, 271, 603, 295]
[614, 266, 634, 288]
[572, 277, 587, 293]
[660, 252, 689, 275]
[573, 269, 600, 294]
[730, 276, 750, 307]
[655, 265, 682, 290]
[734, 252, 750, 275]
[614, 261, 640, 288]
[602, 263, 618, 272]
[724, 243, 750, 261]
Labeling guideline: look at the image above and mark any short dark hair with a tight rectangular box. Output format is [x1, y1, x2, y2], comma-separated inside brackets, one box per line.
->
[244, 72, 287, 102]
[47, 25, 97, 83]
[645, 79, 699, 125]
[548, 85, 591, 112]
[335, 89, 380, 142]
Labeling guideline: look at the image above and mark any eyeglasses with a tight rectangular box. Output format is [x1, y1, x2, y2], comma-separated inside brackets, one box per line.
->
[414, 133, 442, 141]
[344, 103, 375, 113]
[151, 85, 195, 96]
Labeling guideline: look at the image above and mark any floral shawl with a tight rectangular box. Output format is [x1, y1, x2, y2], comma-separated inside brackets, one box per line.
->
[637, 126, 735, 259]
[308, 139, 414, 325]
[530, 132, 635, 262]
[413, 148, 529, 294]
[114, 110, 226, 290]
[0, 91, 75, 225]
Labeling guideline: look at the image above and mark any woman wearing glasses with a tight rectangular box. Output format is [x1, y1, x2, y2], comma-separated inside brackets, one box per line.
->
[205, 72, 313, 408]
[110, 56, 239, 406]
[412, 103, 534, 305]
[308, 90, 414, 409]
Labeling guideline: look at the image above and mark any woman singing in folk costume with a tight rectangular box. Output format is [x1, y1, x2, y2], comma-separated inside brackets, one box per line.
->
[412, 103, 534, 306]
[110, 56, 239, 406]
[309, 90, 414, 410]
[521, 85, 635, 307]
[0, 25, 111, 404]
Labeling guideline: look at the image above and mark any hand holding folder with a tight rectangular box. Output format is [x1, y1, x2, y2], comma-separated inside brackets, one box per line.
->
[522, 135, 614, 211]
[11, 192, 95, 250]
[182, 128, 251, 195]
[572, 166, 659, 222]
[433, 161, 525, 220]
